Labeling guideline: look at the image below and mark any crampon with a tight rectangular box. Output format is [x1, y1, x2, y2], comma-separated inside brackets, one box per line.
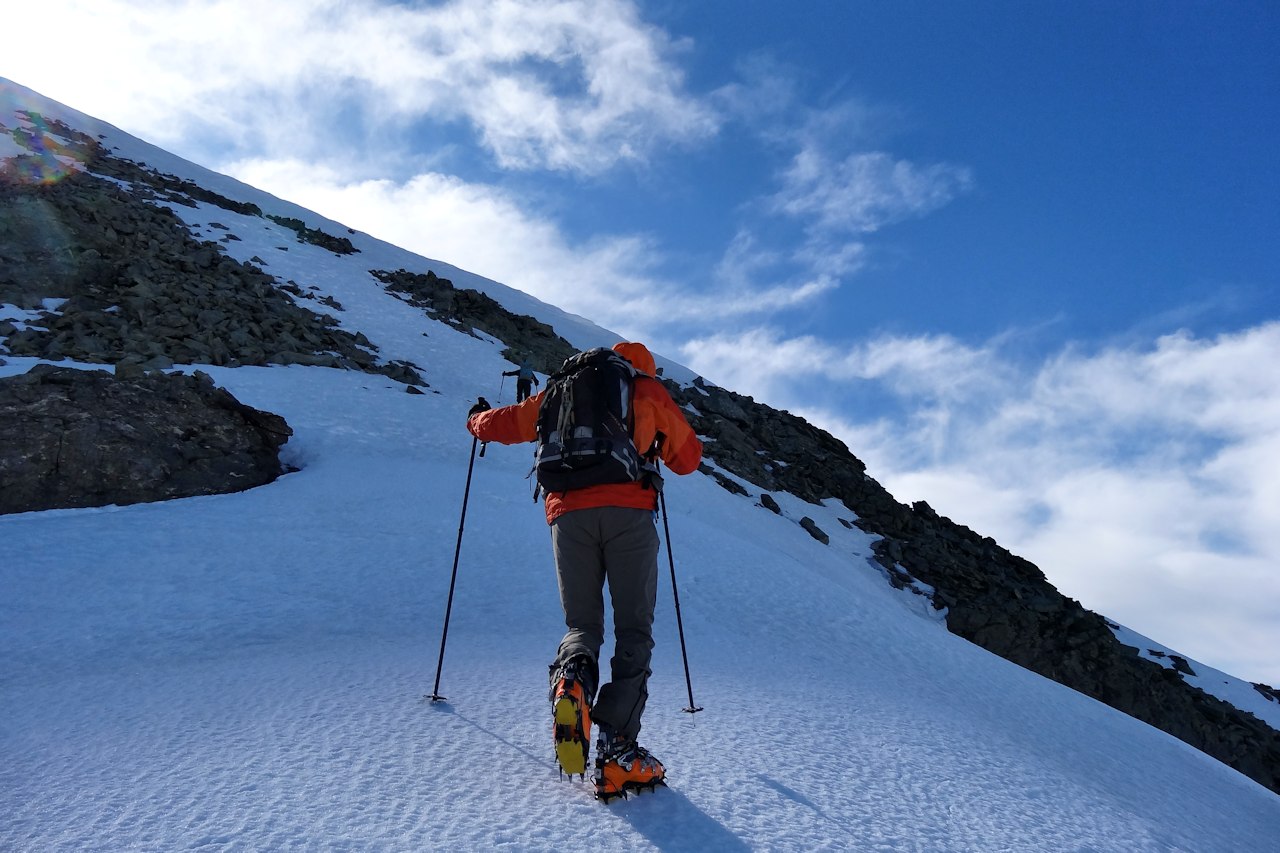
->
[593, 738, 666, 803]
[552, 668, 592, 779]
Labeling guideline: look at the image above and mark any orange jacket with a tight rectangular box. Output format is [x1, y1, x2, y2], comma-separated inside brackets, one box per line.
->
[467, 343, 702, 523]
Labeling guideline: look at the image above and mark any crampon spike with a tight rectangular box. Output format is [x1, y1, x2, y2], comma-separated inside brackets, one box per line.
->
[595, 777, 666, 803]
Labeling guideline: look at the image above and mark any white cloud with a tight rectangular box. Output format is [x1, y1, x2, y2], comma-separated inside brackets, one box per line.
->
[680, 323, 1280, 685]
[709, 72, 972, 316]
[3, 0, 716, 175]
[679, 326, 1006, 402]
[773, 149, 974, 237]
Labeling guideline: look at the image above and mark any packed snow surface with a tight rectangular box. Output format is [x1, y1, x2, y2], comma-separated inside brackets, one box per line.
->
[6, 352, 1280, 852]
[3, 76, 1280, 850]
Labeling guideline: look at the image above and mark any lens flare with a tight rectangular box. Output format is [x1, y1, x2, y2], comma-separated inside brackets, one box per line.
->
[1, 97, 91, 186]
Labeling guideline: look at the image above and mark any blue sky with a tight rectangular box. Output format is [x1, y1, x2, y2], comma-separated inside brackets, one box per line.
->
[5, 0, 1279, 684]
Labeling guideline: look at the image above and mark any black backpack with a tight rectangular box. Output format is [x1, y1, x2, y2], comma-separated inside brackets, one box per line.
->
[534, 348, 652, 493]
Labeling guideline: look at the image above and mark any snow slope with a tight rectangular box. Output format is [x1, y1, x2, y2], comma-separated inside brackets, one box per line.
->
[3, 78, 1280, 851]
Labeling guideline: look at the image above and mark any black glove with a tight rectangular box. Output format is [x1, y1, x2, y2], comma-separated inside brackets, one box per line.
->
[469, 397, 492, 417]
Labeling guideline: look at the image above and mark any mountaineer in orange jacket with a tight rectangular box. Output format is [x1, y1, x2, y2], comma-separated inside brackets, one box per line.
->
[466, 341, 701, 799]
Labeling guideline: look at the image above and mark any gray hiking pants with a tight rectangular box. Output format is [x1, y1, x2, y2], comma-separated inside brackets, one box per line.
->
[551, 506, 660, 742]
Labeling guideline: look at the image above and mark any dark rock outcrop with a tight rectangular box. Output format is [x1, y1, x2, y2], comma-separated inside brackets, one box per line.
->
[799, 517, 829, 545]
[0, 112, 424, 387]
[266, 214, 359, 255]
[0, 365, 292, 514]
[372, 268, 575, 375]
[668, 378, 872, 508]
[700, 463, 749, 497]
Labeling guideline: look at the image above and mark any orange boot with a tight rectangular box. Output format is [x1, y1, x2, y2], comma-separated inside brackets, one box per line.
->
[551, 658, 593, 778]
[594, 733, 665, 802]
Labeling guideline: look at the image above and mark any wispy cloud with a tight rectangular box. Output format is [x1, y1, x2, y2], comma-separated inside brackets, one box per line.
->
[765, 143, 973, 294]
[5, 0, 717, 175]
[679, 326, 1007, 403]
[681, 322, 1280, 684]
[772, 150, 974, 237]
[707, 62, 974, 322]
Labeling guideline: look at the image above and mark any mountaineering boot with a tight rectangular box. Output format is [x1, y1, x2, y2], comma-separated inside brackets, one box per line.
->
[550, 657, 593, 778]
[593, 730, 665, 802]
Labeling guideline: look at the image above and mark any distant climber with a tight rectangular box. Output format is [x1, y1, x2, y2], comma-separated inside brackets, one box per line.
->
[503, 357, 540, 402]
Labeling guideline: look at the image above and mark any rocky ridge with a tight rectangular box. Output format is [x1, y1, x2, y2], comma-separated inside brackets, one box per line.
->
[0, 111, 423, 386]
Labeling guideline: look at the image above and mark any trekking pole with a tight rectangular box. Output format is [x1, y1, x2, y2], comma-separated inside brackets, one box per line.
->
[429, 434, 481, 702]
[656, 467, 703, 714]
[498, 373, 506, 404]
